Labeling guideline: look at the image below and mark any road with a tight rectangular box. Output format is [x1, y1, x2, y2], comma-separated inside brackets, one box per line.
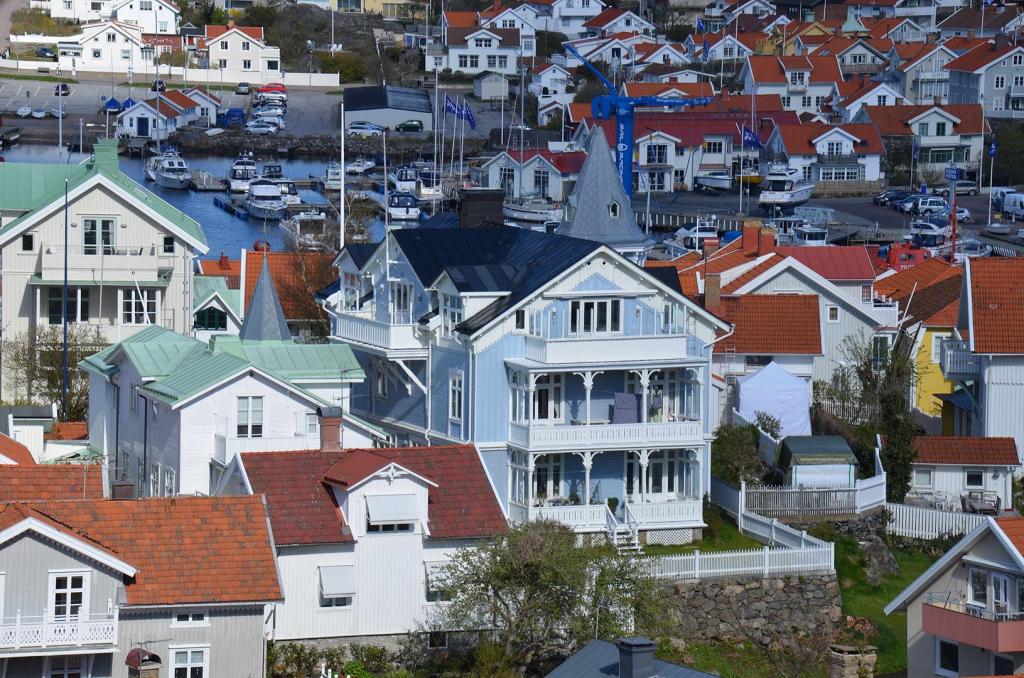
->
[0, 73, 506, 138]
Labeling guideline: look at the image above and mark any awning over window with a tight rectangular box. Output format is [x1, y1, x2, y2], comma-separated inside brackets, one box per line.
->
[318, 565, 355, 597]
[937, 389, 974, 412]
[365, 494, 418, 524]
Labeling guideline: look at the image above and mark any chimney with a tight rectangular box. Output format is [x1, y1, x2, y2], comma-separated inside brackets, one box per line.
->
[758, 227, 775, 255]
[742, 222, 760, 254]
[994, 33, 1009, 50]
[705, 272, 721, 310]
[318, 406, 344, 452]
[703, 237, 720, 258]
[617, 638, 656, 678]
[218, 252, 230, 269]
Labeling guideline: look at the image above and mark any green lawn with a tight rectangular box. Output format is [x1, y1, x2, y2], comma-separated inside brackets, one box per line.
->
[643, 510, 761, 556]
[811, 526, 933, 674]
[658, 639, 826, 677]
[0, 71, 76, 84]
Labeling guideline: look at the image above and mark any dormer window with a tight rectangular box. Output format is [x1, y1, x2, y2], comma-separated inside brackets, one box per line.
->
[365, 494, 417, 534]
[788, 72, 806, 86]
[367, 522, 414, 533]
[609, 201, 620, 218]
[441, 293, 463, 336]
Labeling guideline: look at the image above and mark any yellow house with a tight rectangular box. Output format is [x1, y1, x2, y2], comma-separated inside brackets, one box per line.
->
[874, 258, 962, 431]
[771, 20, 838, 54]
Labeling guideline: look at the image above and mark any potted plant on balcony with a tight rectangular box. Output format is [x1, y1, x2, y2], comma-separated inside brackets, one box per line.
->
[607, 496, 619, 514]
[568, 492, 581, 506]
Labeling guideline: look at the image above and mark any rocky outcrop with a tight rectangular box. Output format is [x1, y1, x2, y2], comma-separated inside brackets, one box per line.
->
[663, 574, 842, 652]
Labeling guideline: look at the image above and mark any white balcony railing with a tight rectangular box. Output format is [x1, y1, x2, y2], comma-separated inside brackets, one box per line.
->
[917, 70, 949, 81]
[509, 419, 703, 452]
[0, 610, 118, 650]
[1011, 85, 1024, 97]
[214, 432, 321, 464]
[523, 333, 695, 364]
[940, 339, 980, 378]
[40, 243, 174, 283]
[788, 80, 807, 92]
[624, 498, 703, 525]
[334, 312, 425, 357]
[527, 503, 607, 529]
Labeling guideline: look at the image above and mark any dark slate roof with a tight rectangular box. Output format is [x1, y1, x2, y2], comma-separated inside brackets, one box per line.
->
[445, 264, 520, 292]
[239, 256, 292, 341]
[345, 243, 378, 269]
[315, 279, 339, 304]
[343, 85, 432, 114]
[645, 265, 684, 295]
[546, 640, 716, 678]
[418, 212, 461, 229]
[556, 128, 655, 252]
[388, 229, 601, 335]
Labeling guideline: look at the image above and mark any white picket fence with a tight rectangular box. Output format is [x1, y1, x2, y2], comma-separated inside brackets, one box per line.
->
[641, 542, 835, 580]
[884, 502, 987, 540]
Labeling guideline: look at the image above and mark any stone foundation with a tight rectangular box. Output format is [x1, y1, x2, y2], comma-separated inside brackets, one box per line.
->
[663, 573, 842, 652]
[828, 644, 877, 678]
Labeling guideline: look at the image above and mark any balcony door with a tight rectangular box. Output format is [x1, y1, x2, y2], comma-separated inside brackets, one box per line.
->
[994, 573, 1011, 619]
[534, 454, 563, 500]
[532, 374, 563, 424]
[83, 217, 115, 255]
[49, 572, 88, 622]
[389, 282, 413, 325]
[626, 450, 698, 500]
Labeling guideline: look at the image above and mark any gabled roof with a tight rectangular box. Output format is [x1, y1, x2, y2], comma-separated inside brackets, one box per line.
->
[965, 257, 1024, 353]
[242, 251, 336, 323]
[503, 148, 587, 174]
[774, 245, 878, 280]
[447, 26, 519, 45]
[442, 9, 479, 27]
[45, 421, 88, 441]
[199, 254, 241, 282]
[242, 446, 508, 546]
[193, 274, 241, 318]
[863, 104, 985, 136]
[548, 639, 716, 678]
[0, 434, 35, 465]
[913, 436, 1019, 466]
[944, 41, 1023, 73]
[715, 294, 822, 355]
[939, 35, 989, 54]
[583, 7, 629, 28]
[204, 23, 264, 41]
[8, 496, 282, 605]
[773, 122, 885, 156]
[622, 82, 716, 97]
[745, 54, 844, 84]
[939, 8, 1020, 31]
[184, 85, 221, 105]
[0, 465, 102, 499]
[159, 90, 198, 110]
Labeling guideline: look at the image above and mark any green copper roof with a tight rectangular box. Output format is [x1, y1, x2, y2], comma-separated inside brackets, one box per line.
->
[138, 348, 252, 403]
[194, 275, 241, 317]
[0, 140, 207, 253]
[211, 338, 365, 382]
[79, 325, 183, 378]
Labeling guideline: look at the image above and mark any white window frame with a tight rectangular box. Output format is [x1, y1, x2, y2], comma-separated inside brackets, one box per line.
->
[170, 645, 210, 678]
[48, 570, 89, 621]
[441, 293, 463, 337]
[532, 374, 564, 423]
[968, 567, 988, 607]
[47, 657, 85, 678]
[931, 333, 949, 363]
[912, 467, 933, 488]
[305, 412, 319, 436]
[448, 369, 464, 423]
[236, 395, 264, 438]
[121, 288, 156, 326]
[965, 468, 985, 489]
[372, 357, 389, 400]
[170, 609, 210, 628]
[163, 466, 175, 496]
[934, 638, 959, 678]
[149, 462, 160, 497]
[826, 305, 840, 323]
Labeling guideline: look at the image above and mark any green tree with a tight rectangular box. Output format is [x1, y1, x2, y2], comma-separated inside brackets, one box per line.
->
[318, 52, 367, 83]
[710, 423, 766, 485]
[535, 31, 570, 60]
[1, 325, 106, 421]
[440, 521, 665, 671]
[991, 122, 1024, 185]
[241, 4, 280, 28]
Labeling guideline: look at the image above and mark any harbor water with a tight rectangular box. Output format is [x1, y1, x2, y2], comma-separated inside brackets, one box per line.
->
[1, 145, 389, 258]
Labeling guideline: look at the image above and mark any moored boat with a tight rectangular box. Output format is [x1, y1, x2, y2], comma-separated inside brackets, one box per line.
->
[246, 179, 287, 220]
[757, 165, 815, 213]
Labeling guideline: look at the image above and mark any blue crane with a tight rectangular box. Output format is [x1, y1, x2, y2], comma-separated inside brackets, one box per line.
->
[564, 43, 714, 197]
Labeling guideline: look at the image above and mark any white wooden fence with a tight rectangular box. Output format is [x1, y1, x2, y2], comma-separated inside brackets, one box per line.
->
[641, 543, 835, 580]
[884, 502, 986, 540]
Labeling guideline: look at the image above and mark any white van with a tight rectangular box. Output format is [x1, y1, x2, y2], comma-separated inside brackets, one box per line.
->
[990, 187, 1016, 210]
[1001, 192, 1024, 219]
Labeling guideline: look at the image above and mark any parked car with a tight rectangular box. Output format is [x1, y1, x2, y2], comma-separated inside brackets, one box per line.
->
[895, 195, 920, 213]
[935, 180, 979, 197]
[934, 207, 972, 224]
[347, 120, 384, 137]
[35, 46, 55, 59]
[258, 83, 287, 93]
[1002, 192, 1024, 219]
[53, 83, 70, 97]
[913, 196, 949, 216]
[151, 79, 167, 92]
[395, 120, 424, 132]
[990, 186, 1016, 209]
[1017, 227, 1024, 242]
[253, 105, 286, 118]
[235, 82, 252, 95]
[873, 189, 909, 206]
[244, 120, 278, 135]
[254, 92, 287, 105]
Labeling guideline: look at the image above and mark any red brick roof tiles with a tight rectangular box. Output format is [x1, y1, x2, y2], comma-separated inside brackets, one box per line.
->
[160, 90, 198, 110]
[204, 24, 264, 41]
[0, 465, 102, 500]
[913, 436, 1019, 466]
[874, 257, 960, 298]
[773, 122, 885, 156]
[746, 54, 843, 84]
[243, 251, 335, 322]
[775, 245, 878, 280]
[715, 294, 821, 354]
[199, 255, 242, 286]
[995, 517, 1024, 556]
[0, 434, 35, 465]
[945, 41, 1021, 73]
[584, 7, 627, 28]
[443, 10, 479, 27]
[967, 258, 1024, 353]
[15, 496, 283, 605]
[863, 104, 986, 136]
[45, 421, 88, 441]
[507, 148, 587, 174]
[243, 445, 507, 545]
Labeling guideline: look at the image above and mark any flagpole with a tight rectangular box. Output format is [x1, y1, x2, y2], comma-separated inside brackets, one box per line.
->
[987, 139, 996, 226]
[433, 66, 439, 215]
[450, 96, 458, 184]
[459, 101, 466, 179]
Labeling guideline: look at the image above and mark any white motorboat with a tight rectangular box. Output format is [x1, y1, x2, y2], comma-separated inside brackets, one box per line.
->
[387, 192, 421, 221]
[280, 210, 328, 250]
[16, 105, 31, 118]
[390, 167, 419, 194]
[985, 222, 1013, 236]
[910, 220, 950, 238]
[261, 162, 284, 180]
[49, 108, 65, 119]
[652, 218, 720, 259]
[417, 168, 443, 201]
[757, 165, 815, 212]
[227, 153, 259, 195]
[345, 158, 376, 175]
[791, 224, 828, 246]
[946, 238, 993, 264]
[324, 163, 344, 191]
[502, 195, 563, 225]
[30, 109, 46, 119]
[146, 151, 191, 190]
[694, 170, 732, 191]
[275, 180, 302, 206]
[246, 180, 287, 220]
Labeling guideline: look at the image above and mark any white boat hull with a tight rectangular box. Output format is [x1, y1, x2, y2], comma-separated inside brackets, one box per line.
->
[694, 174, 732, 190]
[16, 106, 31, 118]
[248, 203, 287, 220]
[986, 223, 1012, 235]
[388, 206, 421, 221]
[228, 180, 251, 195]
[155, 173, 191, 190]
[758, 185, 815, 209]
[503, 202, 563, 223]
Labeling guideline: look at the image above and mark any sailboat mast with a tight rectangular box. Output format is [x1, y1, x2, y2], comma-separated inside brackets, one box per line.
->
[518, 62, 525, 199]
[339, 99, 346, 248]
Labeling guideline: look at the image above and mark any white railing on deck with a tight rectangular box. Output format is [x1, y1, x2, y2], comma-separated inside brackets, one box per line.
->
[745, 484, 859, 517]
[527, 503, 607, 530]
[625, 499, 702, 525]
[885, 502, 986, 540]
[509, 419, 703, 451]
[641, 543, 834, 580]
[0, 609, 118, 649]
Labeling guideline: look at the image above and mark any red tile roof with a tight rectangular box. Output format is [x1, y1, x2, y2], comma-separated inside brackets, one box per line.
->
[243, 251, 336, 322]
[746, 54, 843, 84]
[586, 109, 798, 147]
[199, 255, 242, 287]
[623, 82, 717, 97]
[941, 8, 1021, 31]
[44, 421, 88, 441]
[142, 98, 181, 118]
[967, 258, 1024, 353]
[945, 41, 1021, 73]
[913, 436, 1019, 466]
[584, 7, 628, 28]
[447, 26, 519, 45]
[940, 36, 989, 53]
[0, 465, 102, 500]
[160, 90, 197, 110]
[715, 294, 821, 354]
[243, 446, 507, 545]
[13, 496, 282, 605]
[773, 122, 885, 156]
[863, 103, 987, 136]
[0, 434, 34, 465]
[775, 245, 877, 280]
[507, 148, 587, 174]
[204, 24, 264, 41]
[442, 10, 479, 27]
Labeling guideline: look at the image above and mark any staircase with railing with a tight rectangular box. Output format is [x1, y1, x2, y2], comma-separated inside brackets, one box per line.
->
[604, 504, 640, 554]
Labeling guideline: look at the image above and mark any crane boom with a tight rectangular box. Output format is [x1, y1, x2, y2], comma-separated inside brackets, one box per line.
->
[564, 43, 713, 197]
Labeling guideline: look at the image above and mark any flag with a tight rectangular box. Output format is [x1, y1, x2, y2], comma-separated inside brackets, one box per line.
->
[990, 138, 998, 158]
[444, 94, 458, 117]
[697, 17, 706, 32]
[741, 126, 762, 149]
[912, 135, 918, 161]
[702, 37, 710, 63]
[460, 101, 477, 130]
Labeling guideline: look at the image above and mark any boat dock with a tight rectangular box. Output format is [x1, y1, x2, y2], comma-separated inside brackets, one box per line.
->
[191, 170, 227, 192]
[213, 195, 248, 219]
